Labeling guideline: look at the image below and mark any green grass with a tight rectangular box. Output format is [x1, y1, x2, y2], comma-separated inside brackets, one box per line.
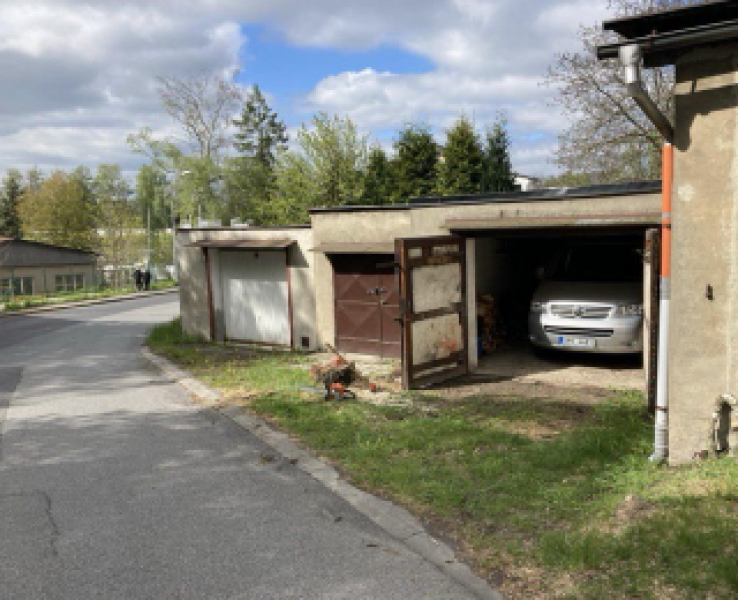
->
[1, 280, 177, 311]
[149, 317, 738, 599]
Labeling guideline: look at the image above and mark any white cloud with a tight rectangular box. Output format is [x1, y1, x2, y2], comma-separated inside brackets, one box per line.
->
[0, 0, 614, 178]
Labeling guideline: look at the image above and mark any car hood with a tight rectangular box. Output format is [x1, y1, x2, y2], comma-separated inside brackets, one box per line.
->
[532, 281, 642, 305]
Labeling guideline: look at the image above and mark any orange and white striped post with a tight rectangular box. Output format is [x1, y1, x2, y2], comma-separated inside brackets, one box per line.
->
[652, 142, 673, 462]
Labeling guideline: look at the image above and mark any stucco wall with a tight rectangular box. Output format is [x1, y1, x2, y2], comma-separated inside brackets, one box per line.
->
[311, 192, 660, 365]
[669, 43, 738, 463]
[176, 227, 317, 349]
[0, 264, 97, 295]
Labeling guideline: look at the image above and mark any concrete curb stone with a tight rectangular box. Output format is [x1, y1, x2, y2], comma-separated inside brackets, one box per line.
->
[141, 346, 503, 600]
[0, 288, 178, 318]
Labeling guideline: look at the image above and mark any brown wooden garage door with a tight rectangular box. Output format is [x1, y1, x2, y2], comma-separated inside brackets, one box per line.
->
[332, 254, 400, 358]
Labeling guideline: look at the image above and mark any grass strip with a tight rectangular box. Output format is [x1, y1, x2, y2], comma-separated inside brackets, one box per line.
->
[149, 317, 738, 600]
[1, 280, 177, 311]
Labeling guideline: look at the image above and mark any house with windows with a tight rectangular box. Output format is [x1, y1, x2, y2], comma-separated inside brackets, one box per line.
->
[0, 237, 97, 298]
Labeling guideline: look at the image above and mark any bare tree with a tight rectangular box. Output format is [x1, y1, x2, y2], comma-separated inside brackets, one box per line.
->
[157, 74, 242, 161]
[546, 0, 707, 183]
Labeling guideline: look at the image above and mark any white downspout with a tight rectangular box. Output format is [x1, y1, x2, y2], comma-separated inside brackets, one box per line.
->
[618, 44, 674, 462]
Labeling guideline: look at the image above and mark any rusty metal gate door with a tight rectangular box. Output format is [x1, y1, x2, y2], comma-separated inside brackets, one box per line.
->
[397, 236, 468, 389]
[333, 255, 401, 358]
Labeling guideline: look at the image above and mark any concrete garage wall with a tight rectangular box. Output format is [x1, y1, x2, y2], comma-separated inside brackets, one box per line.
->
[176, 227, 317, 349]
[311, 191, 660, 372]
[475, 238, 509, 297]
[668, 44, 738, 463]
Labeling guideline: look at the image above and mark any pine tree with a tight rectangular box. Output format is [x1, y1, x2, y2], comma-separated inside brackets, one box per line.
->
[230, 85, 289, 223]
[0, 169, 23, 238]
[360, 145, 395, 205]
[395, 124, 438, 200]
[232, 85, 288, 168]
[439, 116, 483, 195]
[481, 117, 516, 193]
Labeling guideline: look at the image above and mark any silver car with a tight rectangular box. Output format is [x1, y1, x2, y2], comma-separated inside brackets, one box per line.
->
[528, 243, 643, 354]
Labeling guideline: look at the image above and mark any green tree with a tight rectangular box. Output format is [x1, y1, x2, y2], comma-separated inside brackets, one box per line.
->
[134, 164, 170, 231]
[26, 166, 44, 193]
[233, 85, 288, 167]
[296, 112, 367, 208]
[228, 85, 289, 222]
[0, 169, 23, 238]
[481, 116, 516, 192]
[360, 145, 395, 205]
[439, 116, 484, 195]
[94, 165, 143, 287]
[395, 124, 438, 200]
[127, 127, 188, 224]
[19, 170, 98, 251]
[269, 152, 319, 225]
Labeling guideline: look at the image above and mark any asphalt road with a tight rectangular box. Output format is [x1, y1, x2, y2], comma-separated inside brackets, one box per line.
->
[0, 296, 480, 600]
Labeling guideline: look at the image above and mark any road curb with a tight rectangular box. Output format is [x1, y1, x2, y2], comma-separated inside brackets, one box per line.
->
[141, 346, 503, 600]
[0, 288, 178, 317]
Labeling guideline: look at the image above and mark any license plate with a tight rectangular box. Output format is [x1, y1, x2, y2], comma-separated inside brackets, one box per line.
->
[556, 336, 596, 348]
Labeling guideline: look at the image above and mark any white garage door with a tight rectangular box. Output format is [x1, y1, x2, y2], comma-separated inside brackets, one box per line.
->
[220, 249, 290, 345]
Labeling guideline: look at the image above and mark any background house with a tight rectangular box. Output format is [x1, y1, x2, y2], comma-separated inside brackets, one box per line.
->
[0, 237, 97, 298]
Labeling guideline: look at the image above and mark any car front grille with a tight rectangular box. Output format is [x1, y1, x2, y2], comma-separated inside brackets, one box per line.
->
[544, 326, 614, 338]
[549, 304, 612, 319]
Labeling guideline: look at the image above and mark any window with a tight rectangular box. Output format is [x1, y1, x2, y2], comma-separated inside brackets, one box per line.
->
[1, 277, 34, 296]
[55, 274, 85, 292]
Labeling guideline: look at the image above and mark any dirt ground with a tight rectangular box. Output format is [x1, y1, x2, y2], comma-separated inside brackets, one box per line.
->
[474, 346, 645, 392]
[316, 344, 643, 406]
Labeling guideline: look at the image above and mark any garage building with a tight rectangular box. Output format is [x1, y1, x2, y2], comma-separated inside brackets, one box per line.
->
[310, 181, 661, 390]
[177, 226, 317, 350]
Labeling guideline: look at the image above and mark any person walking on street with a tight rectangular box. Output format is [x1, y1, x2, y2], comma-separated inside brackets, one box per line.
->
[143, 268, 152, 291]
[133, 267, 143, 291]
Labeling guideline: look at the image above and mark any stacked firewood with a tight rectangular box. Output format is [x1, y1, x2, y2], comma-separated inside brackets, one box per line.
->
[477, 294, 506, 353]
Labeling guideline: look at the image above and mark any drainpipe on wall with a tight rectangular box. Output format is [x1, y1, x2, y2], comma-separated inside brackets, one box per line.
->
[653, 143, 673, 462]
[619, 44, 674, 462]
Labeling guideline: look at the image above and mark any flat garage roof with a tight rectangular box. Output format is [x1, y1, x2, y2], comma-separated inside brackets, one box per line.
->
[186, 239, 294, 249]
[445, 210, 661, 232]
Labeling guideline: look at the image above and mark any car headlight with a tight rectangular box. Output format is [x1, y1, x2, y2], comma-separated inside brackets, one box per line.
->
[530, 301, 546, 314]
[614, 304, 643, 317]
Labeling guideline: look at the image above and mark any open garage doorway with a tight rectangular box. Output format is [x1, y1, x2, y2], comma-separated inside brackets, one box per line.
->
[469, 228, 658, 400]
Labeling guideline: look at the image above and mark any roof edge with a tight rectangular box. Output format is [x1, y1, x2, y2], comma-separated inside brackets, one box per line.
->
[176, 224, 310, 233]
[309, 180, 662, 215]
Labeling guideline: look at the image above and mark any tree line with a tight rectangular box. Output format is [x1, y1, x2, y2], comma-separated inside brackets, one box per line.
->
[0, 80, 516, 258]
[0, 165, 172, 286]
[126, 79, 517, 227]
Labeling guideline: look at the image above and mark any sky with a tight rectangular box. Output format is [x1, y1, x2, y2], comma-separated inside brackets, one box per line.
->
[0, 0, 615, 180]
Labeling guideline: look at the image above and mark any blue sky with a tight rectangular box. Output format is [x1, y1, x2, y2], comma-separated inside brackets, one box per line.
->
[0, 0, 614, 178]
[238, 24, 434, 125]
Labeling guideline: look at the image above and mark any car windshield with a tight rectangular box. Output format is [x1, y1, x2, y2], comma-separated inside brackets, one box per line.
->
[549, 245, 642, 283]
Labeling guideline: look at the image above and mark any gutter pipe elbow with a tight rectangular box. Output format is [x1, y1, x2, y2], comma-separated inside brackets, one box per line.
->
[619, 45, 674, 144]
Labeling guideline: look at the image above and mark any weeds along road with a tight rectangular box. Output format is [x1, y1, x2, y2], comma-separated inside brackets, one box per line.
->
[0, 296, 481, 600]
